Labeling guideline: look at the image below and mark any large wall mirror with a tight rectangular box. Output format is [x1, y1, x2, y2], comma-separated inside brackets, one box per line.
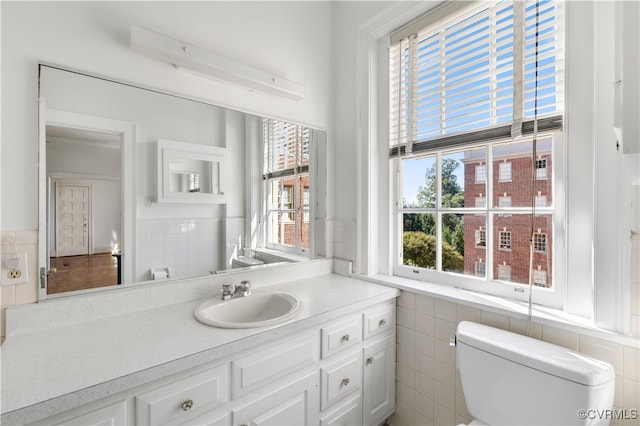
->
[38, 65, 326, 299]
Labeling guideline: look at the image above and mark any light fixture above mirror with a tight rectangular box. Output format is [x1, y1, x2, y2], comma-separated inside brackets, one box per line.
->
[130, 26, 304, 100]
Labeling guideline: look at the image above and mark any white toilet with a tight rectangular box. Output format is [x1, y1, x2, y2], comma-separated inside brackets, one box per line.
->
[456, 321, 615, 425]
[231, 256, 264, 268]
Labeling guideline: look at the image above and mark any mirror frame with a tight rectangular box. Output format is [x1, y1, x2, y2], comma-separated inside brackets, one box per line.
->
[157, 138, 227, 204]
[37, 64, 327, 301]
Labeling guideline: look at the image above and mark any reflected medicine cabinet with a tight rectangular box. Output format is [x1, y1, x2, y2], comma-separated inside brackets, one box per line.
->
[157, 139, 226, 203]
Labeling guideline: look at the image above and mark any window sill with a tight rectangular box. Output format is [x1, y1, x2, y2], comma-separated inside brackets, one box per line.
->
[353, 272, 640, 348]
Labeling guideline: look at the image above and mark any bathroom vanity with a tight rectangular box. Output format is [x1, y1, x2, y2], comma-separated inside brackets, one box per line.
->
[0, 262, 399, 426]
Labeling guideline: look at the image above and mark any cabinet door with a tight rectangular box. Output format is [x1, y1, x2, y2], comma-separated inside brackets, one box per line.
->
[53, 400, 127, 426]
[232, 372, 319, 426]
[321, 350, 362, 410]
[363, 334, 395, 426]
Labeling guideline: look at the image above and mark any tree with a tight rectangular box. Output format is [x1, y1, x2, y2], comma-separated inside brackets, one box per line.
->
[409, 158, 465, 256]
[415, 158, 463, 209]
[403, 232, 464, 272]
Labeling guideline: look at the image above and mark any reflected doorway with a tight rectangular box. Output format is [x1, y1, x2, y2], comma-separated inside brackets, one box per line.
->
[46, 125, 123, 294]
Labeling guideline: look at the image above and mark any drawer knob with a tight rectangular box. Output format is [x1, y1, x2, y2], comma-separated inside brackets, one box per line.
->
[342, 334, 350, 342]
[341, 378, 350, 386]
[181, 399, 194, 411]
[379, 319, 387, 327]
[366, 357, 374, 365]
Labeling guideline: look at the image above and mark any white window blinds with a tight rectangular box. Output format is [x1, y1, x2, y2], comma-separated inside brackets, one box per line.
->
[264, 119, 310, 179]
[389, 0, 564, 154]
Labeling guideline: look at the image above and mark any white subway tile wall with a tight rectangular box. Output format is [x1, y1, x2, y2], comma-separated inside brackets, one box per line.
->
[135, 218, 223, 281]
[390, 291, 640, 426]
[1, 230, 39, 338]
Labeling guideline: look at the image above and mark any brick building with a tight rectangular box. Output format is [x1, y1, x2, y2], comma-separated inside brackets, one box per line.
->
[276, 174, 310, 249]
[463, 142, 553, 287]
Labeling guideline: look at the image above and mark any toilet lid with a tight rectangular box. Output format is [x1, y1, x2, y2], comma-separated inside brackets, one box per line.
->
[456, 321, 615, 386]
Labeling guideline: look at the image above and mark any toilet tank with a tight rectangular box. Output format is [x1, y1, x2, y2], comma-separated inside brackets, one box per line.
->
[456, 321, 615, 426]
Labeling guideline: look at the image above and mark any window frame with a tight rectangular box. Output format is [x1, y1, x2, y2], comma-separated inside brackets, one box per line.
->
[355, 0, 627, 332]
[499, 230, 512, 251]
[499, 162, 513, 182]
[387, 0, 565, 308]
[393, 132, 564, 308]
[262, 119, 313, 256]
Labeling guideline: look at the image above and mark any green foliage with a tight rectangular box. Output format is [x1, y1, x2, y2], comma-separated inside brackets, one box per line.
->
[406, 158, 465, 258]
[415, 158, 463, 209]
[403, 232, 464, 272]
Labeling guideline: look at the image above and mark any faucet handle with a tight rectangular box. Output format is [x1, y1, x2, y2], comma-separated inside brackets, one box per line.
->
[239, 280, 251, 295]
[222, 283, 233, 300]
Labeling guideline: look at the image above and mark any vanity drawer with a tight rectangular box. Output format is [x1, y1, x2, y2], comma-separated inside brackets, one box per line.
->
[363, 302, 395, 340]
[231, 330, 320, 398]
[320, 393, 362, 426]
[321, 314, 362, 359]
[321, 349, 362, 410]
[136, 364, 228, 426]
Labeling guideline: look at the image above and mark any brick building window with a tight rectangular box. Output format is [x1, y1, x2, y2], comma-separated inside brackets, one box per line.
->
[532, 268, 548, 287]
[264, 119, 311, 251]
[498, 264, 512, 281]
[475, 164, 487, 183]
[475, 229, 486, 248]
[475, 195, 487, 208]
[498, 195, 512, 207]
[535, 194, 547, 207]
[499, 162, 512, 182]
[536, 159, 548, 179]
[533, 233, 547, 253]
[499, 231, 512, 250]
[475, 262, 486, 277]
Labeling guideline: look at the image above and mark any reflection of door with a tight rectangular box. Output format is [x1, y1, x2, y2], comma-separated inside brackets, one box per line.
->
[56, 184, 91, 257]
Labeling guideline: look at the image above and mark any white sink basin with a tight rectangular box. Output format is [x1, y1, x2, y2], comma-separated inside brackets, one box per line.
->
[194, 292, 303, 328]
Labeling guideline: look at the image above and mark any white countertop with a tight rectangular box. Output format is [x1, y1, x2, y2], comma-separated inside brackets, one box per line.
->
[1, 270, 399, 425]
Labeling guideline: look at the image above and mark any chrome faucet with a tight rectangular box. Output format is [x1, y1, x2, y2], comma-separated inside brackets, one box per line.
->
[221, 280, 252, 300]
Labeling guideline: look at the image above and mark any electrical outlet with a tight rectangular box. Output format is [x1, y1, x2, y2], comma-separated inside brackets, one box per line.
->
[1, 253, 29, 285]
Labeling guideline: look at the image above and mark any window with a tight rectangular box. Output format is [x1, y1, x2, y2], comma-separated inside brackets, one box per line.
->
[536, 158, 548, 179]
[533, 232, 547, 253]
[264, 119, 311, 252]
[535, 194, 548, 207]
[499, 162, 512, 182]
[391, 0, 563, 301]
[475, 229, 487, 248]
[532, 268, 548, 287]
[498, 264, 512, 281]
[499, 230, 512, 250]
[498, 195, 512, 207]
[475, 164, 487, 183]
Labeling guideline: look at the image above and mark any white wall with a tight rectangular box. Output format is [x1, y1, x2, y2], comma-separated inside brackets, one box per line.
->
[330, 1, 399, 260]
[1, 1, 333, 230]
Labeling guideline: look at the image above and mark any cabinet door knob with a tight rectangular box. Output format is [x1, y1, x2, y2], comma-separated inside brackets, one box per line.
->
[341, 334, 350, 342]
[181, 399, 194, 411]
[379, 319, 386, 327]
[366, 357, 374, 365]
[341, 378, 350, 386]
